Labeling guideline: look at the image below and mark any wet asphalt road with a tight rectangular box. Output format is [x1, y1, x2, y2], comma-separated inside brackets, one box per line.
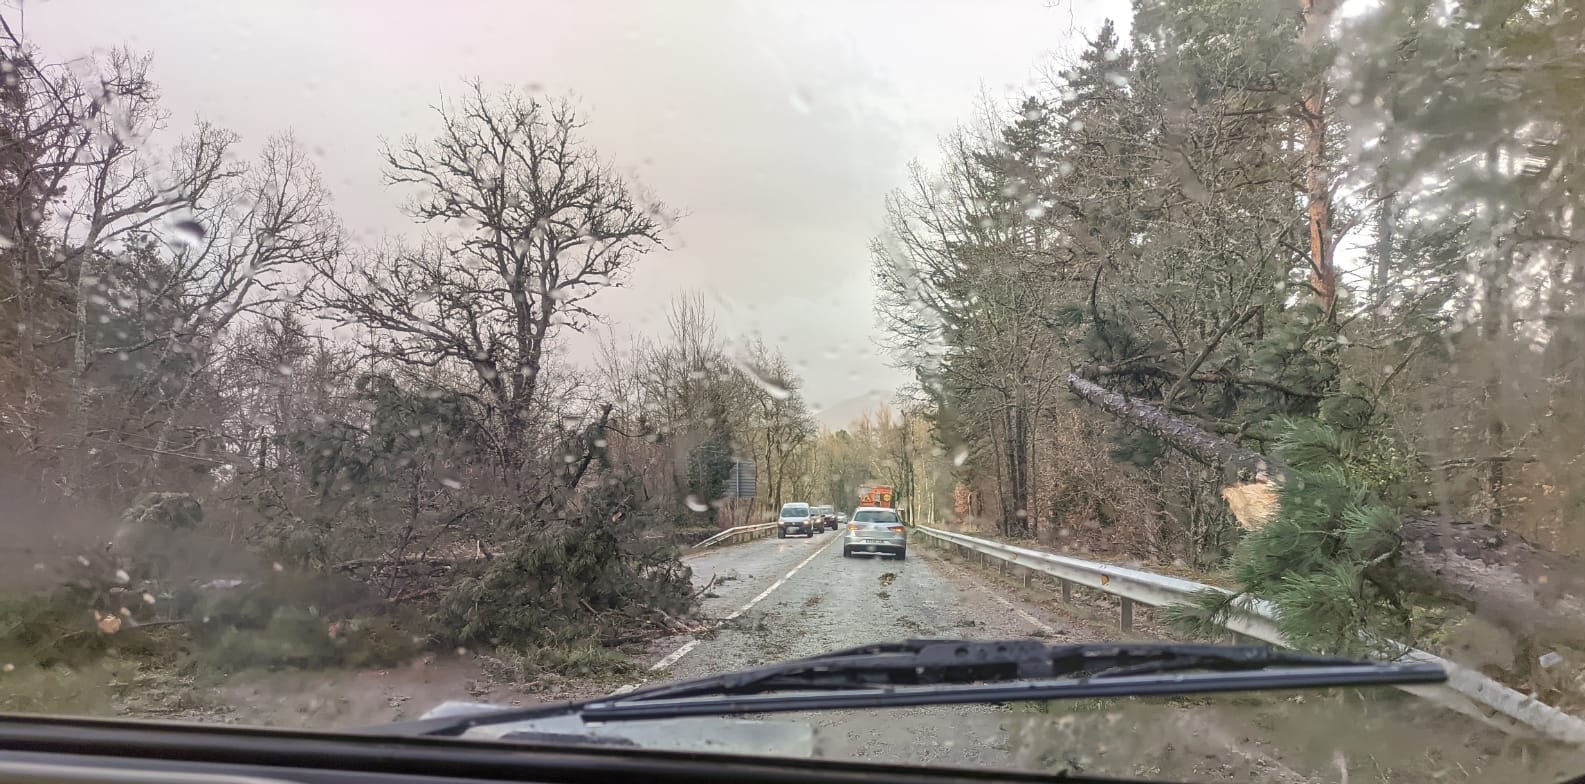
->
[643, 530, 1585, 782]
[657, 529, 1094, 771]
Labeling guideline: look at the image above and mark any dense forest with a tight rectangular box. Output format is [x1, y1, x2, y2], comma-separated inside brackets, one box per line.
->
[872, 0, 1585, 693]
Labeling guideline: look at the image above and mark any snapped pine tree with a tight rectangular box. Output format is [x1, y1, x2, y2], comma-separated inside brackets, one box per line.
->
[1066, 371, 1585, 653]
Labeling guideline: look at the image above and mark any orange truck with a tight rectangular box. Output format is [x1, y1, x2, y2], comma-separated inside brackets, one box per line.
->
[857, 484, 895, 509]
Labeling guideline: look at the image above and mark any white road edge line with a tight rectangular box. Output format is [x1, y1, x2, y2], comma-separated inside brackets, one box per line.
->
[931, 547, 1059, 636]
[647, 533, 842, 672]
[986, 590, 1057, 635]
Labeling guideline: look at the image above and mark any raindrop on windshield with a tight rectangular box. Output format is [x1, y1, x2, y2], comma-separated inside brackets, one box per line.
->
[731, 356, 792, 400]
[684, 495, 710, 513]
[169, 220, 206, 246]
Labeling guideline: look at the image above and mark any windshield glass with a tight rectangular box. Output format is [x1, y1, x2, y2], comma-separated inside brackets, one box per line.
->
[852, 510, 900, 524]
[4, 1, 1585, 782]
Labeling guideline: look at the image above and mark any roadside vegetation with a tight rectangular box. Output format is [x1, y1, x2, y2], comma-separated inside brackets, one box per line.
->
[0, 18, 832, 713]
[871, 0, 1585, 706]
[5, 0, 1585, 728]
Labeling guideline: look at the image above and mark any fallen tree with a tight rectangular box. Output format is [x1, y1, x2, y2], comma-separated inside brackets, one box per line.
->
[1065, 371, 1585, 652]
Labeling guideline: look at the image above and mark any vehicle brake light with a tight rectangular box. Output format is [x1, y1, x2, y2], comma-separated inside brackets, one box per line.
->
[847, 523, 860, 531]
[888, 525, 905, 533]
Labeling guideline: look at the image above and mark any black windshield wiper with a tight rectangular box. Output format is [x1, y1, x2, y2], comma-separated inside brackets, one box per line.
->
[609, 639, 1359, 701]
[403, 640, 1445, 735]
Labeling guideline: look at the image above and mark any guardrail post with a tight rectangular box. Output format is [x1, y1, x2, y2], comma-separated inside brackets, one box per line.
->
[1021, 568, 1031, 588]
[1119, 598, 1134, 633]
[1060, 579, 1072, 603]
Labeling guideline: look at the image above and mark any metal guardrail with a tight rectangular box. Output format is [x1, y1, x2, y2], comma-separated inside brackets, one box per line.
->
[915, 525, 1585, 745]
[691, 522, 779, 550]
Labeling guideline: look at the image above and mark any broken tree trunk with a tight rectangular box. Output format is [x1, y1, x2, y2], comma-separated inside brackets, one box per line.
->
[1064, 371, 1585, 649]
[1066, 372, 1280, 481]
[1398, 515, 1585, 649]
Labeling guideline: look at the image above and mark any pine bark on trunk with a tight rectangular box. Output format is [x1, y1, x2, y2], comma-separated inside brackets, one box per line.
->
[1066, 372, 1276, 480]
[1300, 0, 1337, 318]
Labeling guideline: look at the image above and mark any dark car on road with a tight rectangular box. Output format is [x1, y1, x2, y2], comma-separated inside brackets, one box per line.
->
[810, 504, 838, 531]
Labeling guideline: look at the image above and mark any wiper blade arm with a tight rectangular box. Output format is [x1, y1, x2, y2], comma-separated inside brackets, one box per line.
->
[611, 639, 1371, 703]
[400, 640, 1446, 734]
[580, 662, 1446, 722]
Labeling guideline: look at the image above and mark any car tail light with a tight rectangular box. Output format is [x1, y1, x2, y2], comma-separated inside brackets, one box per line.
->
[888, 525, 905, 533]
[847, 523, 860, 531]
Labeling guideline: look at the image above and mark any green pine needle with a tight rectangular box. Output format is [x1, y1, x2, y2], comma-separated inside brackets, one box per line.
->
[1214, 418, 1412, 655]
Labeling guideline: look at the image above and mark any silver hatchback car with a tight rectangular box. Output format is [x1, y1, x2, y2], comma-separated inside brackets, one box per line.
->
[842, 506, 906, 560]
[777, 502, 814, 538]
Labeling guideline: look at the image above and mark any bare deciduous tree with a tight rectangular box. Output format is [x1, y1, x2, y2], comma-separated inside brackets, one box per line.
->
[310, 86, 668, 479]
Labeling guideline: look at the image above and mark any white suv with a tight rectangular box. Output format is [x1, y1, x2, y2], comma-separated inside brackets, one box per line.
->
[777, 502, 814, 538]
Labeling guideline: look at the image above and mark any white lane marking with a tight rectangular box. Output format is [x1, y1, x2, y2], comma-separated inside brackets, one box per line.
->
[648, 534, 842, 672]
[647, 640, 699, 672]
[724, 535, 839, 621]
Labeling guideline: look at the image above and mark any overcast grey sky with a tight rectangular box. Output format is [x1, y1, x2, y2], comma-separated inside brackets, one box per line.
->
[20, 0, 1130, 421]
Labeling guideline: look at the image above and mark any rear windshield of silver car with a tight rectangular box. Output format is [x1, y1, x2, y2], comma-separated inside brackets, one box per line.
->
[781, 505, 810, 516]
[853, 510, 899, 523]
